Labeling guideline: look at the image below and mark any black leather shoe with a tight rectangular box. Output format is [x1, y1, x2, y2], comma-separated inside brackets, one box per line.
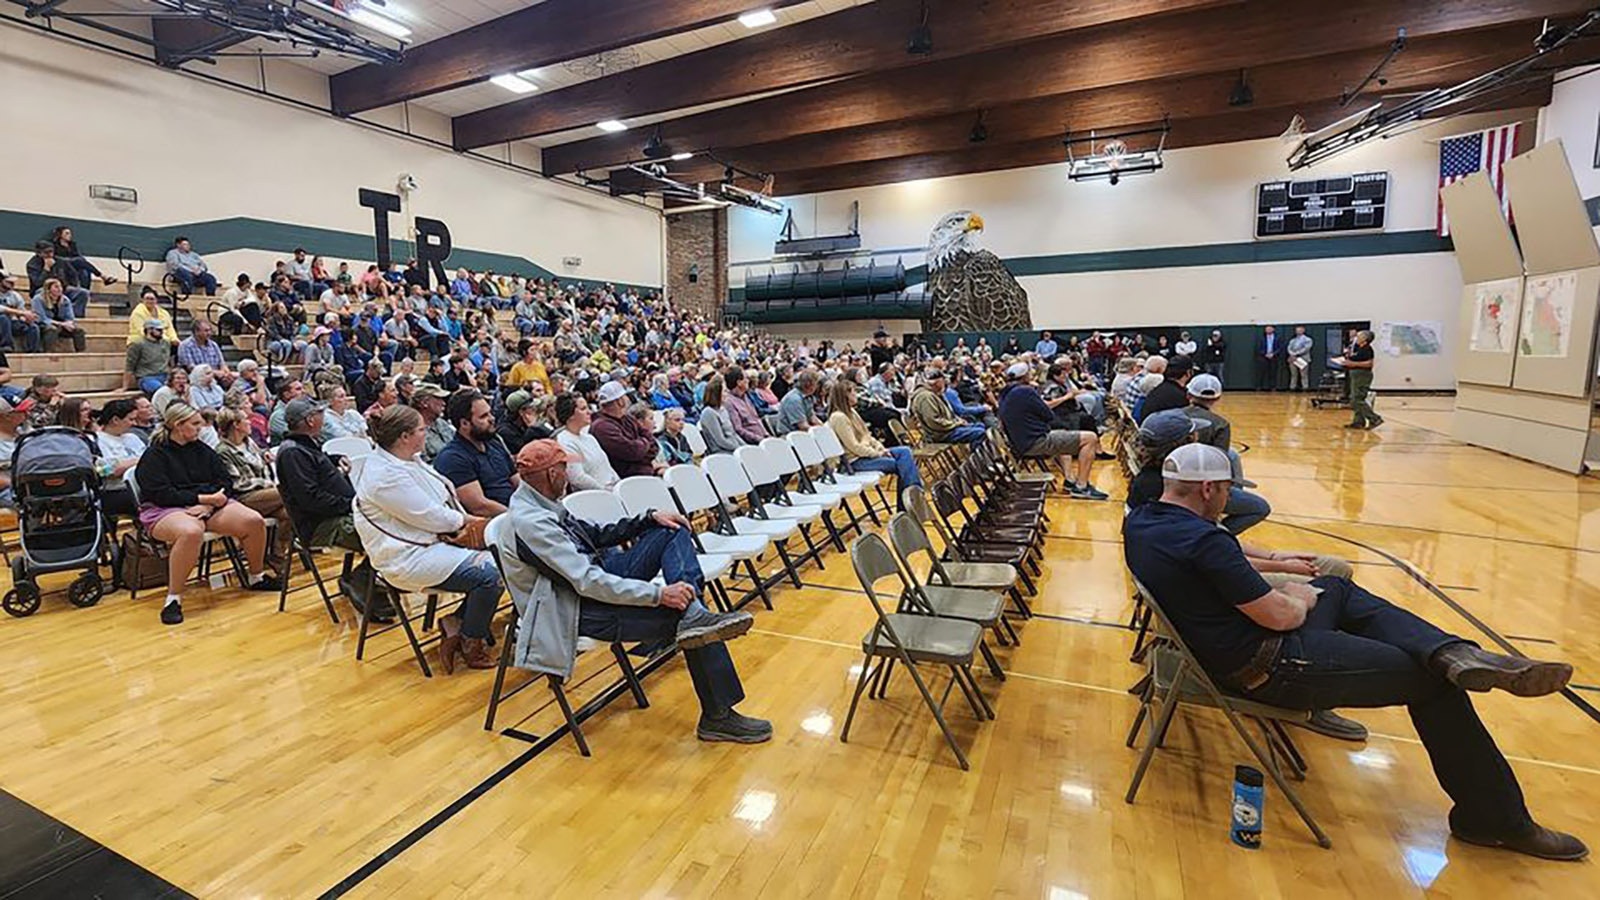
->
[697, 710, 773, 744]
[1432, 643, 1572, 697]
[1291, 709, 1368, 742]
[1452, 823, 1589, 861]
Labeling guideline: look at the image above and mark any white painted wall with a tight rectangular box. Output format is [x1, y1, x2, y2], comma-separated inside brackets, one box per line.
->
[1539, 67, 1600, 206]
[0, 21, 662, 287]
[732, 109, 1539, 389]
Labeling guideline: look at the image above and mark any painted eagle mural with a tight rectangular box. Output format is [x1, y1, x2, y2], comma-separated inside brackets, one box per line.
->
[922, 210, 1033, 332]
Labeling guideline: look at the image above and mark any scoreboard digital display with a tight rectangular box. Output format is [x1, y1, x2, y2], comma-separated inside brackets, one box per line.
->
[1255, 171, 1389, 239]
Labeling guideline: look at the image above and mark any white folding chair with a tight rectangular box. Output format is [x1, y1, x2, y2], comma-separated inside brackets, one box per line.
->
[666, 463, 803, 587]
[561, 489, 736, 608]
[324, 435, 373, 460]
[759, 437, 859, 547]
[712, 451, 831, 571]
[812, 425, 894, 516]
[616, 475, 772, 610]
[788, 430, 879, 527]
[681, 421, 708, 456]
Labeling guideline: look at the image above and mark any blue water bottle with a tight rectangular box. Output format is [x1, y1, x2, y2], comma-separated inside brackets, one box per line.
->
[1231, 765, 1264, 849]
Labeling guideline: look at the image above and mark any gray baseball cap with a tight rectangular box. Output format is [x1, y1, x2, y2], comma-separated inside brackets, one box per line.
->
[283, 397, 325, 429]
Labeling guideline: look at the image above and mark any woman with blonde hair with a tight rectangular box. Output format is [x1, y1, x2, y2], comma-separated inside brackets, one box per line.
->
[134, 402, 280, 625]
[215, 406, 288, 562]
[353, 404, 502, 672]
[826, 377, 922, 510]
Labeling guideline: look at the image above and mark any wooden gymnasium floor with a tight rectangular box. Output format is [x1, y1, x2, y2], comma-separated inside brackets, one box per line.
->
[2, 393, 1599, 898]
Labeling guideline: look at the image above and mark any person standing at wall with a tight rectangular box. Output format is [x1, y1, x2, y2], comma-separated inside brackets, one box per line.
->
[1337, 330, 1382, 429]
[1287, 325, 1314, 392]
[1200, 330, 1227, 381]
[1254, 325, 1282, 392]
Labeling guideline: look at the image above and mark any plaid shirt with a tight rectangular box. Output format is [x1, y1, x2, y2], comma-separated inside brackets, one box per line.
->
[177, 336, 224, 371]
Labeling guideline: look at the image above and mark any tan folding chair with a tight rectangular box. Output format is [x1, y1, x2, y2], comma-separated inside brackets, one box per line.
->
[1124, 580, 1332, 849]
[887, 511, 1018, 664]
[842, 533, 992, 771]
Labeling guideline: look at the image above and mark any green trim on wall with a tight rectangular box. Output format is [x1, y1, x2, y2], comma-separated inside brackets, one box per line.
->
[729, 229, 1453, 303]
[0, 209, 659, 293]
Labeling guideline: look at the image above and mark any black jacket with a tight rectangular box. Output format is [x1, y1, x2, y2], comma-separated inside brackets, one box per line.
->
[26, 254, 78, 292]
[497, 419, 551, 455]
[560, 508, 655, 560]
[135, 439, 232, 508]
[1139, 379, 1191, 421]
[275, 433, 355, 540]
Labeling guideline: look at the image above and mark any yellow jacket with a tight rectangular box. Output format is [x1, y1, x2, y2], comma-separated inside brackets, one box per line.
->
[128, 304, 177, 346]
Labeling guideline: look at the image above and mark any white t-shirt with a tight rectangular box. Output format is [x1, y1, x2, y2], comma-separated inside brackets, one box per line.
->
[97, 430, 146, 484]
[1175, 340, 1197, 356]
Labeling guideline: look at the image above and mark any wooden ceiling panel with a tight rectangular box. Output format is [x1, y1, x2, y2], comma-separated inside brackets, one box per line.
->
[540, 0, 1590, 176]
[452, 0, 1241, 148]
[329, 0, 815, 116]
[645, 26, 1548, 185]
[768, 82, 1552, 196]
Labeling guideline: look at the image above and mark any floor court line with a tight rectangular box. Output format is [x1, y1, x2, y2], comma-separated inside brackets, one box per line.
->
[1272, 512, 1600, 556]
[749, 628, 1600, 776]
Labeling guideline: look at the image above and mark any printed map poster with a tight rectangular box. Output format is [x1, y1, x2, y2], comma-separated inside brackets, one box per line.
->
[1519, 271, 1578, 359]
[1469, 277, 1522, 353]
[1379, 321, 1444, 357]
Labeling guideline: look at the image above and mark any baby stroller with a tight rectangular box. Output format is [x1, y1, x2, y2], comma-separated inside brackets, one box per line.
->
[2, 428, 107, 617]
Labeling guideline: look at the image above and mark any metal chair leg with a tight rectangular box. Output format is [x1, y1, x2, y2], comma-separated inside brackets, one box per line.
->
[839, 653, 875, 743]
[610, 642, 651, 709]
[899, 652, 969, 770]
[484, 620, 517, 731]
[745, 557, 773, 610]
[961, 664, 995, 720]
[1124, 681, 1182, 803]
[978, 639, 1006, 681]
[775, 540, 802, 588]
[547, 675, 591, 757]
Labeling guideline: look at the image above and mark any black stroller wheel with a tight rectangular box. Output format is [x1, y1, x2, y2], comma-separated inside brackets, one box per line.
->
[68, 573, 104, 608]
[3, 584, 42, 618]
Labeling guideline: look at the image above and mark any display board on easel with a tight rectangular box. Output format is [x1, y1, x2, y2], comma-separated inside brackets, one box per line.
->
[1441, 173, 1524, 387]
[1503, 141, 1600, 399]
[1446, 139, 1600, 474]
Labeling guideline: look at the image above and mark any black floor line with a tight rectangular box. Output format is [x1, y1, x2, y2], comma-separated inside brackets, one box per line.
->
[1278, 521, 1600, 728]
[317, 650, 679, 899]
[1027, 610, 1137, 632]
[0, 789, 191, 900]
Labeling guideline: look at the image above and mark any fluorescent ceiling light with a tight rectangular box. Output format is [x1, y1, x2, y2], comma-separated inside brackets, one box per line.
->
[738, 9, 777, 28]
[671, 152, 694, 161]
[490, 73, 538, 94]
[348, 5, 411, 39]
[597, 120, 629, 133]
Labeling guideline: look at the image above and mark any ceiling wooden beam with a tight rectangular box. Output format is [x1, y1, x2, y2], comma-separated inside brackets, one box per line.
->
[452, 0, 1240, 149]
[542, 0, 1589, 175]
[767, 85, 1551, 196]
[328, 0, 814, 116]
[649, 26, 1547, 186]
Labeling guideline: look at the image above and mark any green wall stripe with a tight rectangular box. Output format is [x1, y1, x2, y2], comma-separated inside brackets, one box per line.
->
[0, 209, 659, 293]
[729, 229, 1453, 304]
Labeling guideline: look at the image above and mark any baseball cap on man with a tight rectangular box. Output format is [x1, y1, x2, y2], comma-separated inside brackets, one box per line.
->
[515, 438, 577, 476]
[1187, 373, 1223, 399]
[1161, 443, 1232, 483]
[412, 382, 450, 401]
[504, 389, 533, 414]
[1005, 362, 1031, 379]
[595, 380, 629, 405]
[0, 397, 35, 415]
[1138, 409, 1200, 445]
[143, 319, 166, 334]
[283, 397, 325, 429]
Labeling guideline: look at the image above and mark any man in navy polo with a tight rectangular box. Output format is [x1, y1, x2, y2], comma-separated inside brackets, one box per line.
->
[1124, 443, 1585, 862]
[434, 388, 517, 516]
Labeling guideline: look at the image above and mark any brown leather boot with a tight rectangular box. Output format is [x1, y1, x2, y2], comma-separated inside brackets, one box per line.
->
[437, 613, 463, 675]
[461, 637, 496, 670]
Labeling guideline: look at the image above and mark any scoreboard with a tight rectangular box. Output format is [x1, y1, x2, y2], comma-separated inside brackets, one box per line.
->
[1255, 171, 1389, 239]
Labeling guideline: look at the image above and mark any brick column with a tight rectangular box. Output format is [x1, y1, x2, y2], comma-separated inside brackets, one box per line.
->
[666, 208, 727, 319]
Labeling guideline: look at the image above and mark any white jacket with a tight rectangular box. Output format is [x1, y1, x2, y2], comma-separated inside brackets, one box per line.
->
[352, 448, 472, 591]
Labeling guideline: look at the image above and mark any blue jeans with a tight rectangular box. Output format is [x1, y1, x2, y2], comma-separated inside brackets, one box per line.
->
[850, 447, 922, 503]
[172, 269, 218, 296]
[583, 525, 745, 716]
[64, 287, 90, 318]
[66, 256, 102, 287]
[1245, 577, 1527, 836]
[1223, 486, 1270, 535]
[941, 423, 988, 444]
[429, 553, 503, 639]
[0, 315, 41, 352]
[1075, 391, 1106, 426]
[138, 374, 168, 394]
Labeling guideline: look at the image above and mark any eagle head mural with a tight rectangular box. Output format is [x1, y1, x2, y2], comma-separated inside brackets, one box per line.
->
[923, 210, 1032, 332]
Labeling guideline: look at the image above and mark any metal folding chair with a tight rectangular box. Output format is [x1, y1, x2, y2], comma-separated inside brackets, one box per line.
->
[1124, 579, 1333, 849]
[885, 513, 1012, 678]
[841, 533, 992, 771]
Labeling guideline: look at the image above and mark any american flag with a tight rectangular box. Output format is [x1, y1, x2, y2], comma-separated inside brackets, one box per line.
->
[1438, 123, 1520, 237]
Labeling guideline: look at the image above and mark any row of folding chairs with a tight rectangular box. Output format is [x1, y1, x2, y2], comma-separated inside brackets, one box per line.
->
[839, 430, 1060, 770]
